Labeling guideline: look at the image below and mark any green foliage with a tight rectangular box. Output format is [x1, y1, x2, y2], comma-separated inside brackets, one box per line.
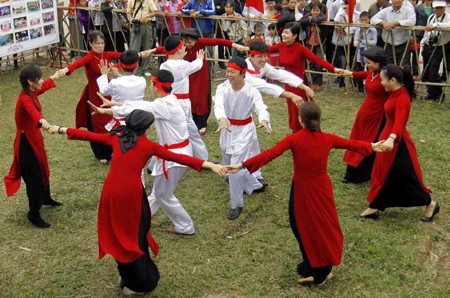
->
[0, 68, 449, 297]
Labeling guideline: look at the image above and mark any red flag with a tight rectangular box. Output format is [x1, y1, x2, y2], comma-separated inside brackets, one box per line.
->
[347, 0, 356, 23]
[246, 0, 264, 15]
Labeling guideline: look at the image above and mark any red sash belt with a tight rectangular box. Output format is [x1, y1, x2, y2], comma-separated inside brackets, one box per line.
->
[228, 116, 252, 126]
[174, 93, 189, 99]
[105, 117, 125, 131]
[160, 138, 190, 180]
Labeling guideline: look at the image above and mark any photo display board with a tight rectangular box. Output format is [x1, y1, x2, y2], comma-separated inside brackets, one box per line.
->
[0, 0, 59, 57]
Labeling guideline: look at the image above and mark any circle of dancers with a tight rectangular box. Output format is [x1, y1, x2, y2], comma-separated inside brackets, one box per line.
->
[4, 28, 440, 295]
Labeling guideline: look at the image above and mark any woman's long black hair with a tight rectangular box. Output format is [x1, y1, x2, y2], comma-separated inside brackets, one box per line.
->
[381, 64, 416, 100]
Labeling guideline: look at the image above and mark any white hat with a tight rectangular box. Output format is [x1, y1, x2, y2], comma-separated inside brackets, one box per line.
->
[432, 1, 446, 8]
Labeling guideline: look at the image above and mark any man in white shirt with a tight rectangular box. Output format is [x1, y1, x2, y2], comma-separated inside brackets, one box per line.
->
[244, 41, 315, 106]
[214, 57, 271, 220]
[159, 35, 209, 161]
[420, 0, 450, 101]
[97, 50, 147, 131]
[371, 0, 416, 66]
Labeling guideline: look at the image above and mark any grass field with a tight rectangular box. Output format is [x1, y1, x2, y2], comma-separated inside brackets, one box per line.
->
[0, 65, 449, 297]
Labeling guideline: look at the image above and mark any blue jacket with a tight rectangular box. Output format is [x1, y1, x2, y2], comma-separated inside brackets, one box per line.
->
[181, 0, 216, 34]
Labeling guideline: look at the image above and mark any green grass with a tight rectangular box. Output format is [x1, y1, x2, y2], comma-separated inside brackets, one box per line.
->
[0, 65, 449, 297]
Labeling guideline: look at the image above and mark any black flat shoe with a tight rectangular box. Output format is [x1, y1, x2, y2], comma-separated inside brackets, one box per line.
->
[356, 211, 380, 220]
[27, 212, 51, 229]
[420, 202, 440, 222]
[257, 178, 268, 186]
[228, 207, 242, 220]
[43, 198, 63, 206]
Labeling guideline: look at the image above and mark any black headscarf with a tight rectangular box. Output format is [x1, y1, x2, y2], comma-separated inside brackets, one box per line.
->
[110, 110, 155, 153]
[362, 46, 388, 68]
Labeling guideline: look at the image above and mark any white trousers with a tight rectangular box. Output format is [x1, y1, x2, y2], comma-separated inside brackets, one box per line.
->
[222, 152, 263, 209]
[148, 166, 195, 235]
[187, 116, 209, 161]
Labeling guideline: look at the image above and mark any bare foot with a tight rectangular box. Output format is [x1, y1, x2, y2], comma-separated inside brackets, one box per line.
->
[166, 226, 178, 234]
[424, 201, 436, 217]
[317, 273, 334, 287]
[360, 208, 379, 216]
[297, 276, 314, 285]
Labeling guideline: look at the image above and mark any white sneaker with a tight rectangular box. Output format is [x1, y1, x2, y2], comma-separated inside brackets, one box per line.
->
[143, 71, 151, 77]
[123, 287, 145, 296]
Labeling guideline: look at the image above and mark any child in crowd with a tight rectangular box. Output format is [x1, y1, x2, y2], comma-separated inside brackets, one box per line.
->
[265, 23, 281, 67]
[301, 2, 326, 91]
[353, 11, 377, 93]
[221, 1, 248, 58]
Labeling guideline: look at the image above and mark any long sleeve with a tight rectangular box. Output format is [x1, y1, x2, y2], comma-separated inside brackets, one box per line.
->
[244, 134, 294, 173]
[97, 74, 113, 96]
[370, 8, 385, 26]
[199, 0, 215, 15]
[213, 83, 227, 120]
[302, 45, 335, 72]
[398, 8, 416, 27]
[330, 134, 372, 157]
[66, 128, 112, 145]
[244, 75, 285, 98]
[252, 90, 270, 124]
[112, 99, 171, 121]
[264, 64, 303, 88]
[36, 78, 56, 96]
[184, 58, 203, 76]
[198, 37, 233, 48]
[181, 1, 192, 14]
[352, 71, 369, 81]
[391, 94, 410, 137]
[67, 53, 90, 74]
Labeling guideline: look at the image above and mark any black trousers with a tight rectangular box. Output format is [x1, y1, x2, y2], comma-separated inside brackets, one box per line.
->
[85, 96, 112, 160]
[370, 139, 432, 210]
[19, 133, 52, 216]
[385, 42, 410, 66]
[117, 189, 160, 292]
[192, 82, 212, 130]
[344, 115, 386, 183]
[288, 183, 332, 284]
[422, 44, 444, 98]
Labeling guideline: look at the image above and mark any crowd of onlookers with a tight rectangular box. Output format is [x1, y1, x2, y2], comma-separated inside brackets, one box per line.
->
[64, 0, 450, 100]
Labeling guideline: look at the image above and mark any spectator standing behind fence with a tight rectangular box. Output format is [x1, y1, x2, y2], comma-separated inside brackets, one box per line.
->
[177, 0, 193, 29]
[77, 0, 93, 51]
[165, 0, 182, 34]
[331, 1, 360, 92]
[127, 0, 158, 76]
[277, 0, 305, 31]
[368, 0, 391, 48]
[89, 0, 105, 31]
[181, 0, 215, 38]
[420, 0, 450, 101]
[265, 23, 281, 67]
[411, 0, 432, 81]
[155, 0, 169, 49]
[221, 1, 247, 58]
[215, 0, 229, 70]
[301, 2, 326, 91]
[101, 0, 125, 52]
[370, 0, 416, 66]
[444, 0, 450, 81]
[353, 11, 377, 93]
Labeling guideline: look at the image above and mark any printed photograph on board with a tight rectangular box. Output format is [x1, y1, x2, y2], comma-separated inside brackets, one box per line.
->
[29, 26, 42, 39]
[27, 1, 40, 13]
[42, 11, 54, 23]
[0, 6, 12, 19]
[41, 0, 53, 10]
[0, 33, 14, 46]
[14, 29, 29, 42]
[13, 16, 27, 29]
[43, 23, 54, 35]
[0, 19, 12, 32]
